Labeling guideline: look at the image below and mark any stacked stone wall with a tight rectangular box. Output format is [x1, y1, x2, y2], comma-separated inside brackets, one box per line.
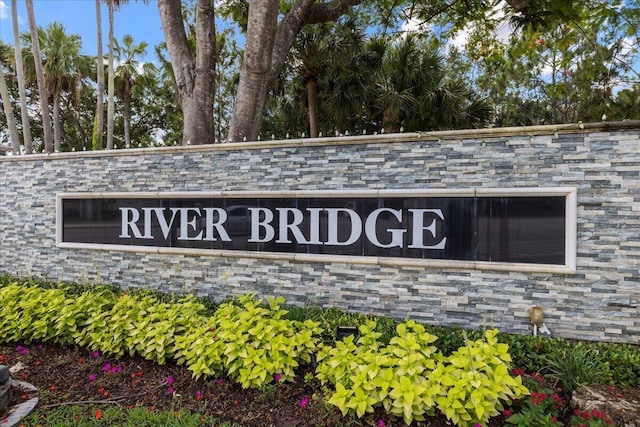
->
[1, 123, 639, 343]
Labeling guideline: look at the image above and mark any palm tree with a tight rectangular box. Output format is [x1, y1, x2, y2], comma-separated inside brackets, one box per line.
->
[113, 34, 156, 148]
[106, 0, 128, 150]
[374, 34, 426, 133]
[320, 26, 384, 135]
[12, 0, 33, 154]
[279, 19, 381, 138]
[292, 25, 334, 138]
[36, 23, 84, 152]
[94, 0, 105, 150]
[0, 64, 21, 153]
[25, 0, 53, 153]
[372, 34, 491, 132]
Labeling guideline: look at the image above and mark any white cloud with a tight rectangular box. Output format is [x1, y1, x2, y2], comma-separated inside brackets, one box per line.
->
[398, 4, 516, 52]
[448, 27, 469, 49]
[446, 7, 515, 51]
[400, 16, 424, 34]
[0, 1, 8, 20]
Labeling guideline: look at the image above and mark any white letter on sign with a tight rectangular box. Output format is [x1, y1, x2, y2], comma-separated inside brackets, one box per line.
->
[408, 209, 446, 249]
[325, 208, 361, 246]
[276, 208, 311, 244]
[365, 208, 405, 248]
[203, 208, 231, 241]
[175, 207, 202, 240]
[248, 208, 275, 242]
[119, 207, 150, 239]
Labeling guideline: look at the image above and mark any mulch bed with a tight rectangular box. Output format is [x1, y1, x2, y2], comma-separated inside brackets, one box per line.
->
[0, 343, 469, 426]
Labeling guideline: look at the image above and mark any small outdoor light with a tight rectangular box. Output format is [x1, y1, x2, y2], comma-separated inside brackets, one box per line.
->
[529, 306, 546, 336]
[336, 326, 358, 341]
[529, 306, 544, 325]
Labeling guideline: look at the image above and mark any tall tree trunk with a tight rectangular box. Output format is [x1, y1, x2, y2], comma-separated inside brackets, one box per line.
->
[307, 76, 318, 138]
[228, 0, 279, 142]
[107, 1, 115, 149]
[228, 0, 357, 142]
[53, 93, 62, 152]
[25, 0, 53, 153]
[382, 106, 397, 133]
[12, 0, 32, 154]
[94, 0, 105, 150]
[123, 96, 131, 148]
[157, 0, 216, 146]
[0, 66, 21, 153]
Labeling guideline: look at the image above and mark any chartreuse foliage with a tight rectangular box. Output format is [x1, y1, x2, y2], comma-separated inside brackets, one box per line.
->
[317, 323, 528, 426]
[173, 295, 323, 387]
[212, 295, 322, 388]
[318, 320, 439, 424]
[432, 329, 529, 426]
[0, 282, 322, 390]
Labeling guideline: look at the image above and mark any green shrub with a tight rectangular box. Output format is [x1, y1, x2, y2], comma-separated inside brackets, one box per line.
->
[542, 344, 610, 392]
[0, 282, 323, 389]
[594, 342, 640, 387]
[432, 330, 529, 427]
[501, 333, 578, 374]
[214, 295, 322, 388]
[318, 323, 528, 426]
[317, 320, 441, 424]
[174, 318, 224, 379]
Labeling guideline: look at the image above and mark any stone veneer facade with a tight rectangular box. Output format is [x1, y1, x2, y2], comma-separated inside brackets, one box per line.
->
[1, 122, 639, 343]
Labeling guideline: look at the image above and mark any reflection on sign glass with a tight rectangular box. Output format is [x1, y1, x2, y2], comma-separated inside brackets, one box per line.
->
[61, 196, 566, 265]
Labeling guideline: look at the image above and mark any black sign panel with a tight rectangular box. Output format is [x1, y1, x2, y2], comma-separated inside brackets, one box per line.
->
[60, 195, 566, 265]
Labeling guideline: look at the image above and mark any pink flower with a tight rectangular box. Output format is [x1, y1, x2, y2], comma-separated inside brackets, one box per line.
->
[216, 378, 223, 385]
[503, 409, 513, 417]
[88, 374, 97, 382]
[299, 397, 309, 408]
[274, 373, 282, 382]
[167, 387, 175, 395]
[378, 420, 385, 427]
[91, 351, 101, 358]
[195, 391, 204, 401]
[167, 376, 174, 385]
[102, 363, 112, 372]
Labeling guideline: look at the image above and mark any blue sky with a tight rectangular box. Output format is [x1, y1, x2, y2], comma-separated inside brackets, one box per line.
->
[0, 0, 166, 62]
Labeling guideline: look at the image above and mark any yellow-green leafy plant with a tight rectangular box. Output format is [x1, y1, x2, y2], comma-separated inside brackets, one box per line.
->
[23, 287, 67, 342]
[432, 329, 529, 427]
[59, 287, 117, 345]
[71, 289, 120, 347]
[0, 283, 41, 342]
[84, 292, 146, 357]
[0, 283, 322, 388]
[174, 318, 224, 379]
[0, 284, 77, 344]
[317, 320, 442, 424]
[128, 294, 207, 365]
[214, 295, 322, 389]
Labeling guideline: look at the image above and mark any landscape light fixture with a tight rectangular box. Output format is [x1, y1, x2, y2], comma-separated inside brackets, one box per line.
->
[529, 306, 551, 336]
[336, 325, 358, 341]
[529, 306, 544, 326]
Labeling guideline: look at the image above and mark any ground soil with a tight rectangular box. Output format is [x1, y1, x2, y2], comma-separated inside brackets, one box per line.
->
[0, 342, 520, 426]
